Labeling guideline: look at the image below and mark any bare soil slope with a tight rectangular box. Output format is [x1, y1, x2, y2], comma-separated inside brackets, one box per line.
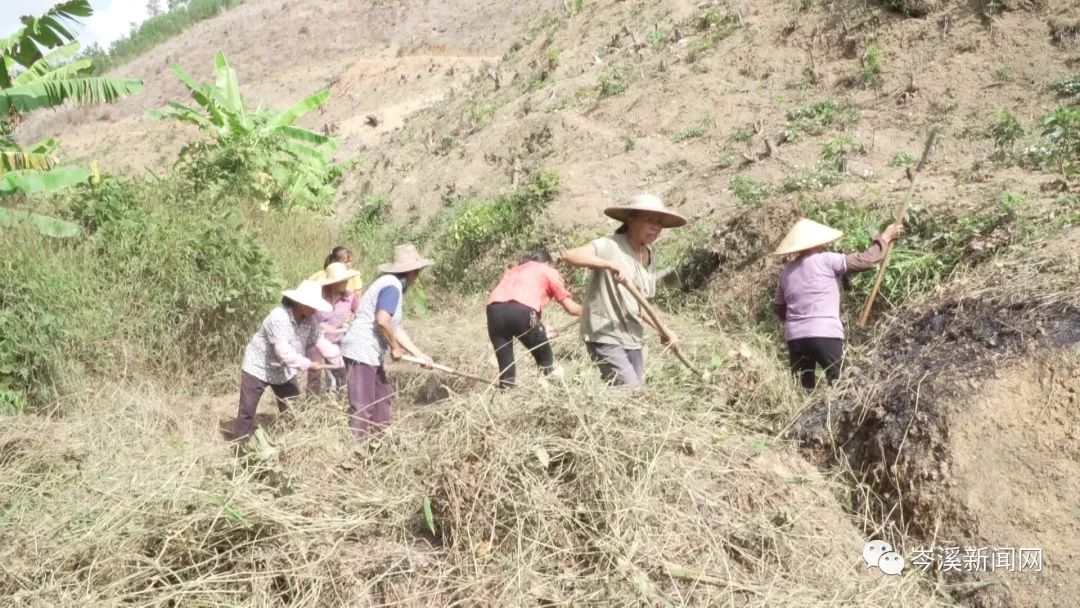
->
[16, 0, 558, 187]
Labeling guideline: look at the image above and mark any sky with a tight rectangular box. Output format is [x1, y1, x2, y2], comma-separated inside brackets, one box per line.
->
[1, 0, 151, 51]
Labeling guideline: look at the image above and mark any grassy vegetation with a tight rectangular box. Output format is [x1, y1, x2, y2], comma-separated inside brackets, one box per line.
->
[782, 99, 857, 142]
[598, 69, 631, 98]
[730, 175, 766, 206]
[1050, 75, 1080, 98]
[671, 120, 710, 143]
[861, 43, 884, 86]
[805, 192, 1044, 313]
[1, 175, 287, 413]
[343, 171, 562, 295]
[687, 8, 740, 61]
[889, 152, 918, 167]
[87, 0, 245, 72]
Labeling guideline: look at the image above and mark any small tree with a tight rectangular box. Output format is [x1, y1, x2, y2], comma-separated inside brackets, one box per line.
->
[147, 0, 163, 17]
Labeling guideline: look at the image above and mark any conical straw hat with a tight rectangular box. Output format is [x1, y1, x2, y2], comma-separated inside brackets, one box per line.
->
[282, 280, 332, 312]
[773, 219, 844, 255]
[604, 193, 687, 228]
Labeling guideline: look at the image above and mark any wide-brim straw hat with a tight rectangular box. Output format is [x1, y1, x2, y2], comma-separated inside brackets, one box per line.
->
[282, 280, 332, 312]
[320, 262, 360, 286]
[604, 193, 687, 228]
[773, 218, 844, 255]
[378, 243, 435, 274]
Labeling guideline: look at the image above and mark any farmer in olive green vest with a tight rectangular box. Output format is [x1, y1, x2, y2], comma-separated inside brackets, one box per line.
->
[561, 193, 687, 388]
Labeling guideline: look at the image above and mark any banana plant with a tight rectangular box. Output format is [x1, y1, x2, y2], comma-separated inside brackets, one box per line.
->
[1, 1, 144, 238]
[150, 52, 352, 210]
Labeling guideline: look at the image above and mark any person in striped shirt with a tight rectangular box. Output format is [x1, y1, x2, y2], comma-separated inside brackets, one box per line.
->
[339, 244, 435, 441]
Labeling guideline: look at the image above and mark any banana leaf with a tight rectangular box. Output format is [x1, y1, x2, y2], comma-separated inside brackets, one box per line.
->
[0, 167, 89, 195]
[0, 207, 81, 238]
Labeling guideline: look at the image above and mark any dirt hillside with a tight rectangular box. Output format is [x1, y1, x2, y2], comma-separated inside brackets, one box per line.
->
[16, 0, 558, 185]
[10, 0, 1080, 605]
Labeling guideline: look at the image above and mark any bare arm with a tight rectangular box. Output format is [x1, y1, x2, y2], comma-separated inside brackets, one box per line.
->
[394, 326, 432, 365]
[376, 310, 402, 357]
[561, 244, 628, 283]
[559, 297, 583, 317]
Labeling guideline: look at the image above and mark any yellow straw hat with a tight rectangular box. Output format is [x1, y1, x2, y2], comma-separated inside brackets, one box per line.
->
[320, 262, 360, 286]
[773, 219, 844, 255]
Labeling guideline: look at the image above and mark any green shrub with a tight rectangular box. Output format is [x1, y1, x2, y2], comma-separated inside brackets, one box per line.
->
[1049, 75, 1080, 98]
[647, 30, 668, 49]
[782, 99, 857, 141]
[688, 9, 739, 60]
[804, 193, 1037, 313]
[0, 230, 107, 412]
[820, 136, 862, 172]
[780, 167, 847, 192]
[672, 120, 710, 143]
[2, 172, 288, 411]
[1025, 106, 1080, 179]
[888, 152, 918, 167]
[599, 70, 630, 98]
[434, 170, 560, 292]
[730, 175, 766, 206]
[728, 126, 754, 143]
[987, 110, 1024, 160]
[993, 65, 1013, 83]
[861, 43, 883, 86]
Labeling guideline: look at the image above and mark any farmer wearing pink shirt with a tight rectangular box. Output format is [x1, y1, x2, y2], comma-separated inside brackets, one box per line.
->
[234, 280, 343, 441]
[773, 218, 904, 390]
[306, 262, 360, 395]
[486, 250, 582, 388]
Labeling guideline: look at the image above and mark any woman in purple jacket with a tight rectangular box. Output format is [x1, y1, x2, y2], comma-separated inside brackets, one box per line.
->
[772, 218, 903, 390]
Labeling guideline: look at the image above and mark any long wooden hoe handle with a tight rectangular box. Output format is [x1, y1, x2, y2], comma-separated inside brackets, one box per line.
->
[401, 355, 495, 385]
[615, 274, 706, 378]
[857, 129, 938, 327]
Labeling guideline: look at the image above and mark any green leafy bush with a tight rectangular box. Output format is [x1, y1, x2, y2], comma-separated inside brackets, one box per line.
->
[987, 110, 1024, 160]
[782, 99, 857, 141]
[2, 174, 287, 411]
[889, 152, 917, 167]
[730, 175, 766, 206]
[1025, 106, 1080, 179]
[435, 170, 560, 291]
[599, 70, 630, 98]
[1049, 75, 1080, 98]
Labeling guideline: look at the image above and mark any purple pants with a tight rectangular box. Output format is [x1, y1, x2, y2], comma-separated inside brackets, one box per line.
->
[345, 359, 392, 441]
[235, 371, 300, 440]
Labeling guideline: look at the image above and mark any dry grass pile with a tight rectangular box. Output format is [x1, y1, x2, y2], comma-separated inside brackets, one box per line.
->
[1, 317, 948, 607]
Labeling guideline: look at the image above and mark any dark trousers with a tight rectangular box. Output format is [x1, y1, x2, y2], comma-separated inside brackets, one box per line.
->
[345, 358, 392, 441]
[486, 301, 554, 388]
[235, 371, 300, 440]
[787, 337, 844, 390]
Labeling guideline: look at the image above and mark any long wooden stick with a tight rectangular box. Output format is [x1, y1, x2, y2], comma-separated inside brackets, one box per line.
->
[615, 275, 706, 378]
[857, 129, 938, 327]
[401, 355, 495, 385]
[270, 362, 344, 370]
